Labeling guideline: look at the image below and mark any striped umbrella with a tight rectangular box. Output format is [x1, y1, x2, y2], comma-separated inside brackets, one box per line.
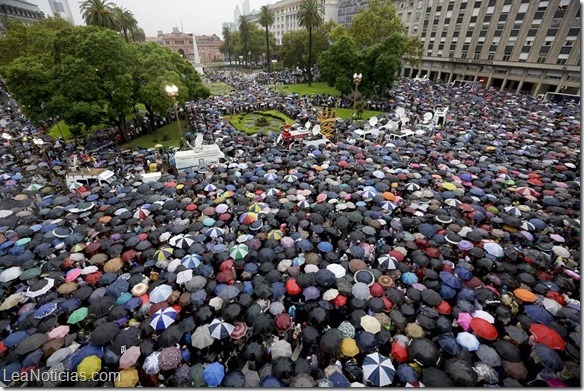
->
[378, 255, 399, 270]
[133, 207, 150, 219]
[267, 230, 284, 240]
[182, 254, 202, 269]
[25, 183, 44, 192]
[265, 188, 279, 197]
[444, 198, 461, 207]
[405, 183, 421, 192]
[263, 173, 278, 181]
[284, 174, 297, 183]
[239, 212, 258, 225]
[379, 201, 398, 211]
[205, 227, 224, 238]
[68, 182, 84, 190]
[229, 244, 249, 260]
[169, 234, 196, 249]
[362, 352, 395, 386]
[209, 318, 235, 340]
[154, 246, 173, 261]
[204, 184, 217, 192]
[516, 186, 538, 198]
[504, 206, 522, 217]
[150, 307, 177, 330]
[297, 200, 310, 209]
[248, 202, 268, 213]
[361, 186, 378, 199]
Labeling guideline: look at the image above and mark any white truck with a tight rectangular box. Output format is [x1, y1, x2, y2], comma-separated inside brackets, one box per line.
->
[173, 133, 227, 173]
[65, 168, 119, 187]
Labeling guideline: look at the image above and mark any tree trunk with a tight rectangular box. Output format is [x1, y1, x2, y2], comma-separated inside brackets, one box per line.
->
[123, 27, 129, 43]
[266, 26, 270, 72]
[145, 104, 156, 133]
[116, 115, 128, 144]
[307, 26, 312, 86]
[228, 48, 232, 65]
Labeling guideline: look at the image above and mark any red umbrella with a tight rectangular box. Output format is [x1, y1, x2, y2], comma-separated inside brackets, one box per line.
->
[138, 233, 149, 241]
[390, 342, 409, 363]
[185, 203, 197, 211]
[470, 317, 498, 341]
[83, 242, 101, 254]
[122, 250, 137, 262]
[435, 300, 452, 315]
[85, 272, 102, 285]
[423, 247, 441, 258]
[369, 283, 385, 297]
[389, 250, 404, 262]
[216, 270, 234, 284]
[285, 278, 302, 295]
[546, 291, 566, 306]
[231, 322, 248, 339]
[529, 324, 566, 351]
[274, 313, 292, 332]
[332, 295, 347, 307]
[527, 178, 543, 186]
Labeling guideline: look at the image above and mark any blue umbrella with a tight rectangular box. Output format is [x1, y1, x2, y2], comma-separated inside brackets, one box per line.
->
[296, 239, 313, 251]
[528, 218, 547, 230]
[259, 375, 286, 387]
[328, 371, 350, 387]
[439, 272, 462, 289]
[355, 331, 379, 353]
[23, 349, 44, 367]
[3, 330, 30, 347]
[70, 344, 104, 371]
[60, 298, 82, 313]
[34, 302, 58, 319]
[182, 254, 202, 269]
[203, 362, 225, 387]
[124, 296, 142, 310]
[401, 272, 418, 285]
[396, 363, 419, 383]
[439, 284, 457, 300]
[317, 241, 333, 253]
[455, 266, 473, 281]
[0, 363, 21, 383]
[417, 223, 437, 238]
[438, 334, 463, 356]
[532, 344, 564, 371]
[524, 305, 554, 324]
[303, 286, 320, 300]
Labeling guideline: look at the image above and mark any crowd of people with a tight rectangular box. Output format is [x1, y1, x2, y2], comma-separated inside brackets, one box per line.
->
[0, 72, 580, 387]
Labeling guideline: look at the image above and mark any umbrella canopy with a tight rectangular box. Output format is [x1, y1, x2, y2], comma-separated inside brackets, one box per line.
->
[362, 352, 395, 386]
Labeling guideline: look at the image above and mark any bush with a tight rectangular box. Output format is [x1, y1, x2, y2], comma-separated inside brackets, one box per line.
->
[255, 116, 269, 127]
[161, 134, 171, 141]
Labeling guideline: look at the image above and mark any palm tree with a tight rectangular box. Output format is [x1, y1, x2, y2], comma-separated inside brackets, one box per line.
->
[238, 15, 252, 67]
[259, 5, 275, 72]
[221, 26, 234, 65]
[297, 0, 324, 85]
[112, 6, 137, 43]
[79, 0, 117, 30]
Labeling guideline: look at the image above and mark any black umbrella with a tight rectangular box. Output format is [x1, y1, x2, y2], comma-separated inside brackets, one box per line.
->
[89, 322, 120, 345]
[494, 339, 522, 362]
[252, 313, 274, 336]
[222, 370, 246, 387]
[272, 357, 294, 379]
[88, 296, 115, 317]
[421, 367, 453, 387]
[319, 329, 342, 354]
[407, 338, 441, 367]
[243, 341, 264, 362]
[444, 358, 477, 386]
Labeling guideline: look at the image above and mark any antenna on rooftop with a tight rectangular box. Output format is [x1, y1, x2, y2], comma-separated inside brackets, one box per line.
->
[194, 133, 203, 151]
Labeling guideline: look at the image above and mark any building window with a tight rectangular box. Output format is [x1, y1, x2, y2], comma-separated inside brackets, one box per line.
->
[503, 55, 510, 61]
[557, 58, 567, 65]
[537, 56, 546, 63]
[488, 54, 494, 60]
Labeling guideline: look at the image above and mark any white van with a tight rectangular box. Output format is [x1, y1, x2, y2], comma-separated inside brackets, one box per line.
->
[65, 168, 119, 187]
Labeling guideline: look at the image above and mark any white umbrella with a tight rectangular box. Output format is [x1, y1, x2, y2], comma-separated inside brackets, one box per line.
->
[326, 264, 346, 278]
[191, 325, 214, 349]
[472, 310, 495, 323]
[0, 266, 22, 282]
[176, 269, 193, 285]
[209, 318, 235, 340]
[143, 351, 161, 374]
[26, 278, 55, 298]
[270, 339, 292, 359]
[149, 284, 172, 303]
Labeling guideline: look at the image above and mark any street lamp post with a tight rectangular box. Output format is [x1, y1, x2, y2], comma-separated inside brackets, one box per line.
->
[352, 73, 362, 120]
[165, 84, 184, 143]
[33, 137, 53, 172]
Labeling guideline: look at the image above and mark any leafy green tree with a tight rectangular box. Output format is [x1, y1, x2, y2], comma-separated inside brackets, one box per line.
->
[297, 0, 324, 85]
[279, 21, 335, 73]
[221, 26, 234, 65]
[259, 5, 275, 71]
[0, 17, 71, 71]
[80, 0, 117, 30]
[403, 35, 424, 68]
[130, 26, 145, 43]
[348, 0, 404, 48]
[317, 34, 359, 95]
[129, 42, 209, 132]
[238, 15, 252, 66]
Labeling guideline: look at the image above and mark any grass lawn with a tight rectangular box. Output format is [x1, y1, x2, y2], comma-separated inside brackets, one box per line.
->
[207, 82, 233, 96]
[122, 120, 188, 149]
[228, 110, 294, 135]
[48, 104, 148, 140]
[275, 82, 340, 96]
[316, 106, 387, 121]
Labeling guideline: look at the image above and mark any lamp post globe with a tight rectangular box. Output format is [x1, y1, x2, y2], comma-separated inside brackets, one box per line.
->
[165, 84, 183, 142]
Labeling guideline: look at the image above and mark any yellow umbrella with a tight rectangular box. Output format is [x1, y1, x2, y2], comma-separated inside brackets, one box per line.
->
[0, 292, 24, 311]
[71, 243, 86, 252]
[77, 355, 102, 380]
[441, 182, 457, 191]
[267, 230, 284, 240]
[405, 323, 425, 338]
[115, 368, 139, 388]
[360, 315, 381, 334]
[340, 338, 360, 357]
[104, 257, 123, 273]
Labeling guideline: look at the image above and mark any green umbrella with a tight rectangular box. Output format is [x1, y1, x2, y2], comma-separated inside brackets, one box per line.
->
[67, 307, 88, 324]
[229, 244, 249, 260]
[190, 363, 206, 387]
[14, 238, 31, 247]
[19, 267, 41, 281]
[25, 183, 44, 192]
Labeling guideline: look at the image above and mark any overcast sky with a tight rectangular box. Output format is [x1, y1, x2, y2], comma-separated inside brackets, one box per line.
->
[31, 0, 268, 37]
